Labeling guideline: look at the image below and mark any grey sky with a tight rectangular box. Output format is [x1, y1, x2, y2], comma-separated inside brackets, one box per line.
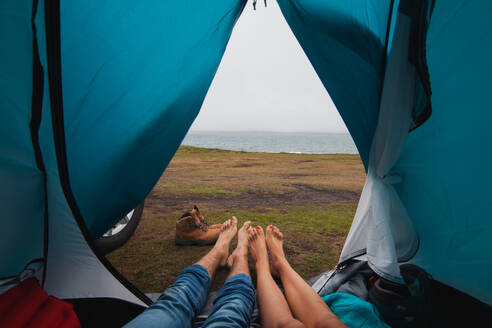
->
[190, 1, 348, 133]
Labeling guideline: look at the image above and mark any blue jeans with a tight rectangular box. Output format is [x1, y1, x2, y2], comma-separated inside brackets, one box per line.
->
[124, 264, 256, 328]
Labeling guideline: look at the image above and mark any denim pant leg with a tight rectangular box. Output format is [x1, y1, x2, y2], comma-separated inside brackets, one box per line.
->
[202, 273, 256, 328]
[124, 264, 210, 328]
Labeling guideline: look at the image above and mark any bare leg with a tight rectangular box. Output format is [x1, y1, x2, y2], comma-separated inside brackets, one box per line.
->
[203, 221, 255, 328]
[249, 226, 305, 328]
[125, 218, 238, 328]
[227, 221, 252, 277]
[196, 216, 238, 279]
[266, 226, 346, 328]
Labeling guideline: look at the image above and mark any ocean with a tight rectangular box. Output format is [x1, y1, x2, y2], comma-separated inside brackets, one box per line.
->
[182, 131, 358, 154]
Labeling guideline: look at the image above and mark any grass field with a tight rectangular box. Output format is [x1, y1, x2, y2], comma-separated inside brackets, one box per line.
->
[107, 146, 365, 292]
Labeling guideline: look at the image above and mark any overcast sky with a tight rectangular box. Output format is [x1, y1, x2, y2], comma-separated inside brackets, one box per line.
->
[190, 1, 348, 133]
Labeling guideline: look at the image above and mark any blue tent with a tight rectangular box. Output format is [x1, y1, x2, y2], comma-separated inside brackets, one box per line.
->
[1, 0, 490, 325]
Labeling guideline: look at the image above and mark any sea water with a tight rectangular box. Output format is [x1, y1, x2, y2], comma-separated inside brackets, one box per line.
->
[182, 131, 357, 154]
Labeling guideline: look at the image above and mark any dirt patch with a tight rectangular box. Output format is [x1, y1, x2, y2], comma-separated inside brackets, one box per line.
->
[146, 185, 359, 215]
[232, 162, 263, 168]
[282, 173, 310, 179]
[325, 233, 347, 256]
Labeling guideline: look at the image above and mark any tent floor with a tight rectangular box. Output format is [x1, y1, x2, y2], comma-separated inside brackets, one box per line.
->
[66, 298, 146, 328]
[427, 280, 492, 327]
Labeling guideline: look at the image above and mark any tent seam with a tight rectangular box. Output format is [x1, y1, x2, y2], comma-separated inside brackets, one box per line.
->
[377, 0, 396, 115]
[29, 0, 49, 288]
[44, 0, 152, 305]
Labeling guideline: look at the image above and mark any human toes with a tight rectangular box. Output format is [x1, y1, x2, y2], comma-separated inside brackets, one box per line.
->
[271, 225, 283, 239]
[240, 221, 251, 232]
[253, 225, 264, 240]
[266, 225, 276, 236]
[221, 219, 231, 232]
[248, 226, 257, 241]
[267, 225, 282, 238]
[248, 226, 264, 241]
[237, 222, 251, 245]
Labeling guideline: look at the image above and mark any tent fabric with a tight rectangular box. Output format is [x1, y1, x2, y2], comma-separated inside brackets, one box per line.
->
[0, 0, 45, 278]
[277, 0, 394, 168]
[279, 0, 492, 305]
[40, 0, 246, 304]
[59, 0, 247, 239]
[340, 10, 419, 284]
[2, 0, 246, 305]
[43, 167, 148, 304]
[395, 0, 492, 305]
[35, 0, 149, 305]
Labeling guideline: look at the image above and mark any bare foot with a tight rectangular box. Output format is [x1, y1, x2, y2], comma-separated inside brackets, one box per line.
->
[227, 221, 251, 267]
[213, 216, 238, 266]
[266, 225, 286, 276]
[248, 226, 269, 270]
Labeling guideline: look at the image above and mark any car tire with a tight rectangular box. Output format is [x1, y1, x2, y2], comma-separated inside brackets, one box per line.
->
[95, 201, 145, 254]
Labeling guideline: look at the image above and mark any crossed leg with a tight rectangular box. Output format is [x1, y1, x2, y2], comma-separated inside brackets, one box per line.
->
[196, 217, 240, 279]
[124, 217, 239, 328]
[267, 225, 346, 328]
[249, 225, 347, 328]
[203, 221, 255, 328]
[248, 226, 304, 328]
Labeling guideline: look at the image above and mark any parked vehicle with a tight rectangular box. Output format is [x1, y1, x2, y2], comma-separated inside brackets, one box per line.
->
[95, 202, 145, 254]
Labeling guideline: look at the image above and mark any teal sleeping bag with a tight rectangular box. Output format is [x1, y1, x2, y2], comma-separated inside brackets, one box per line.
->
[322, 293, 390, 328]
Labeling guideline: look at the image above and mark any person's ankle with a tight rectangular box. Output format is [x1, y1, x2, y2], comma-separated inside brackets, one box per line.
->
[211, 245, 229, 263]
[255, 257, 270, 270]
[214, 237, 228, 249]
[234, 245, 248, 254]
[271, 257, 288, 273]
[235, 251, 248, 261]
[230, 248, 248, 264]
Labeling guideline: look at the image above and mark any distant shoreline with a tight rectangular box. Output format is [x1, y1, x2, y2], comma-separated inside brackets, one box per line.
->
[178, 145, 358, 156]
[180, 146, 356, 155]
[182, 131, 358, 155]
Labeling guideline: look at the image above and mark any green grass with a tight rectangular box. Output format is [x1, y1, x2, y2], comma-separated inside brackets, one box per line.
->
[108, 203, 356, 292]
[202, 203, 355, 235]
[106, 146, 364, 292]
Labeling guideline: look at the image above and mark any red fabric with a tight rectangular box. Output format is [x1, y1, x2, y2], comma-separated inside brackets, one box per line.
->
[57, 309, 80, 328]
[0, 277, 37, 319]
[0, 278, 80, 328]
